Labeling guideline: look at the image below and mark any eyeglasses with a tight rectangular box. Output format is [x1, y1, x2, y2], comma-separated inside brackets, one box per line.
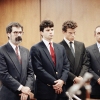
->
[12, 31, 24, 35]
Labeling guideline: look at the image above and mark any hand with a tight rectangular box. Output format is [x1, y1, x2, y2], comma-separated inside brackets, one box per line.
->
[73, 76, 83, 83]
[53, 79, 64, 88]
[54, 87, 63, 94]
[19, 93, 28, 100]
[21, 86, 31, 95]
[53, 79, 64, 94]
[29, 92, 34, 100]
[97, 78, 100, 85]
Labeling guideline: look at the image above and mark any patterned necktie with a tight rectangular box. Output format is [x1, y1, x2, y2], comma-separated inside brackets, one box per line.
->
[49, 43, 56, 66]
[69, 42, 75, 57]
[15, 46, 21, 64]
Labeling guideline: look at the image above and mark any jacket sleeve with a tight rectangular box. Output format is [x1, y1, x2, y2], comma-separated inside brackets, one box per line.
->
[0, 50, 20, 91]
[79, 44, 89, 76]
[25, 50, 35, 92]
[60, 46, 70, 82]
[86, 49, 99, 80]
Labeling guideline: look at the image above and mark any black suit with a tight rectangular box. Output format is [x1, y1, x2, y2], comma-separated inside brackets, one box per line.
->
[86, 43, 100, 98]
[60, 40, 89, 99]
[30, 41, 70, 100]
[0, 43, 34, 100]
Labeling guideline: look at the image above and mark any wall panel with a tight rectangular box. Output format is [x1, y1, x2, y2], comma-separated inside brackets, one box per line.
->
[0, 0, 100, 48]
[41, 0, 100, 47]
[0, 0, 40, 49]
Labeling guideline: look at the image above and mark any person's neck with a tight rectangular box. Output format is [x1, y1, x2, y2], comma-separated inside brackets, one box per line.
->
[43, 38, 53, 43]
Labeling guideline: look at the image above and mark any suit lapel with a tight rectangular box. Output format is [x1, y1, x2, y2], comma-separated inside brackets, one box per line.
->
[93, 44, 100, 65]
[61, 40, 75, 70]
[41, 41, 55, 68]
[5, 43, 21, 74]
[19, 46, 27, 82]
[74, 41, 81, 73]
[53, 43, 59, 69]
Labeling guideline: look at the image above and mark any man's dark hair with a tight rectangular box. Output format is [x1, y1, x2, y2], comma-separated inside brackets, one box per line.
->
[40, 20, 54, 32]
[6, 22, 23, 33]
[62, 20, 78, 32]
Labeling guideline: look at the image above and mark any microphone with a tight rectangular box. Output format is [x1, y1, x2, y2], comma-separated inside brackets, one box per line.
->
[66, 72, 93, 99]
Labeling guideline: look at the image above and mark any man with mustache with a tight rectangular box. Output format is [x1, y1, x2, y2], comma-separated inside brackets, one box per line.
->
[0, 22, 35, 100]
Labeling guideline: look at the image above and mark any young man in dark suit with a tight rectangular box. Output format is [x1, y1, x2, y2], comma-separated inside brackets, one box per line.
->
[30, 20, 70, 100]
[60, 20, 89, 99]
[0, 22, 35, 100]
[86, 26, 100, 99]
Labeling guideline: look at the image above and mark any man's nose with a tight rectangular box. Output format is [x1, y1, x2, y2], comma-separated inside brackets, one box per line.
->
[17, 33, 21, 36]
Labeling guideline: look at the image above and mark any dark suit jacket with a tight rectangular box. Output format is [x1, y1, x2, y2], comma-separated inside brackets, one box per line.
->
[0, 43, 34, 100]
[86, 43, 100, 95]
[30, 41, 70, 99]
[60, 40, 89, 90]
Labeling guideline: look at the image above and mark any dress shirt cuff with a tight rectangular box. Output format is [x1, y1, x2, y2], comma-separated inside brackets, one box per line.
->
[17, 85, 23, 91]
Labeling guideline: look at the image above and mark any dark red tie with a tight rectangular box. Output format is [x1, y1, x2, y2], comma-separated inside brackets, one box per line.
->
[15, 46, 21, 64]
[49, 43, 56, 66]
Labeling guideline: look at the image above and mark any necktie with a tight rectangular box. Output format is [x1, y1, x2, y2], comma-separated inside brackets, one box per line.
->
[15, 46, 21, 63]
[69, 42, 75, 57]
[49, 43, 56, 66]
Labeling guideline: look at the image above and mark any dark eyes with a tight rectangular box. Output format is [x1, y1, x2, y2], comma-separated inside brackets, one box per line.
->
[12, 31, 23, 34]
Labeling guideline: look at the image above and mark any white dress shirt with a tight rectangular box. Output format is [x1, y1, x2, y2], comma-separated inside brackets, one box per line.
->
[97, 42, 100, 52]
[64, 37, 75, 53]
[42, 38, 54, 54]
[9, 40, 21, 57]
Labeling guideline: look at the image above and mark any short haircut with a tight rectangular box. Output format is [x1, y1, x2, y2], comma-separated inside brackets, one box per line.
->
[40, 20, 54, 32]
[6, 22, 23, 33]
[94, 26, 100, 33]
[62, 20, 77, 32]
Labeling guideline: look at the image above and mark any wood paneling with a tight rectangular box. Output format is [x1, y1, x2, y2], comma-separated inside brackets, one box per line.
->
[41, 0, 100, 47]
[41, 0, 72, 43]
[0, 0, 40, 49]
[0, 0, 100, 48]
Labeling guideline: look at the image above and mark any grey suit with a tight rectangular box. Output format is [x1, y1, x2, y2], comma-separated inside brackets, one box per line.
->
[0, 81, 2, 91]
[60, 40, 89, 100]
[86, 43, 100, 96]
[0, 43, 34, 100]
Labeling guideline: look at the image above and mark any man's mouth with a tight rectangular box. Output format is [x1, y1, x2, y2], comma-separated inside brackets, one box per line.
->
[15, 36, 22, 42]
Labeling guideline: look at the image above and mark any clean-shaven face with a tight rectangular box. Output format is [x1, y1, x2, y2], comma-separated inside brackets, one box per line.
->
[7, 27, 23, 45]
[64, 28, 76, 41]
[41, 27, 54, 42]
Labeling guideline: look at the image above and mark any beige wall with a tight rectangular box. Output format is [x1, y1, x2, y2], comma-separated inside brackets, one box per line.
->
[0, 0, 100, 49]
[0, 0, 40, 49]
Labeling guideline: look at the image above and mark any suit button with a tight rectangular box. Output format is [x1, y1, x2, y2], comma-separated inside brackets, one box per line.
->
[56, 72, 58, 74]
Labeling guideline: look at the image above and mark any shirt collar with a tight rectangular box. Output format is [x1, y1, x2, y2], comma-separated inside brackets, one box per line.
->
[64, 37, 74, 45]
[9, 40, 19, 51]
[97, 42, 100, 49]
[42, 38, 53, 47]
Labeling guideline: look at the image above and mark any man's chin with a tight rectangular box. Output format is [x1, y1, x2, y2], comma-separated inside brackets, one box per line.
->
[50, 36, 53, 38]
[15, 41, 22, 45]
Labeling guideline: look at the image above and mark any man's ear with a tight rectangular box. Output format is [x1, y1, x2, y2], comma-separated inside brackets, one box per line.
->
[7, 33, 10, 38]
[40, 31, 43, 37]
[94, 32, 96, 37]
